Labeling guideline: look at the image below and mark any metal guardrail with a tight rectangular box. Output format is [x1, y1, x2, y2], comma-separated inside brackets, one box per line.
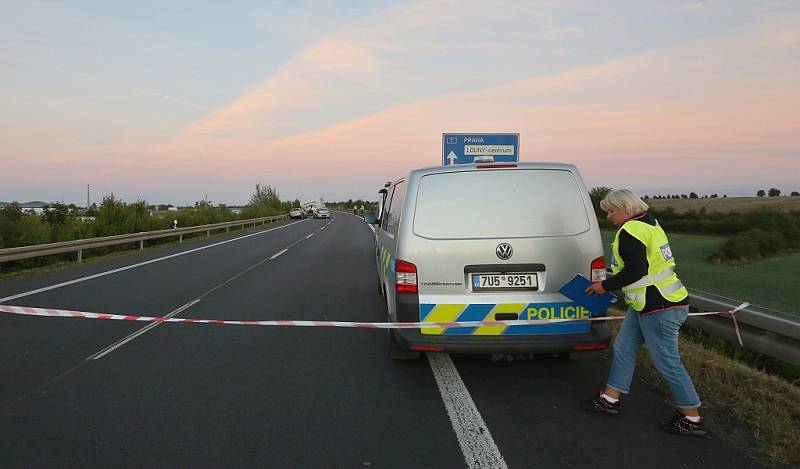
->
[0, 214, 289, 265]
[685, 289, 800, 367]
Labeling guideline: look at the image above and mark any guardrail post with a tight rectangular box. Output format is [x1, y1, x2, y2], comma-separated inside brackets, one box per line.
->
[227, 227, 230, 233]
[206, 230, 210, 238]
[140, 240, 144, 251]
[78, 249, 82, 264]
[179, 234, 183, 243]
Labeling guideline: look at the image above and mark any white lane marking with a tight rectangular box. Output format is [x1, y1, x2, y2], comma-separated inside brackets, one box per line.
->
[427, 353, 508, 469]
[91, 226, 312, 359]
[87, 299, 200, 360]
[306, 234, 314, 239]
[269, 249, 288, 259]
[284, 236, 306, 249]
[0, 220, 305, 304]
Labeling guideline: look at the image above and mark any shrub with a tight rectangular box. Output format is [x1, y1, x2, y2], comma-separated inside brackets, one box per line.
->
[716, 229, 788, 262]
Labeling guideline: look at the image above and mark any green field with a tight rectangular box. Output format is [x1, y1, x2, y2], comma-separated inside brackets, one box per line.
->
[600, 231, 800, 315]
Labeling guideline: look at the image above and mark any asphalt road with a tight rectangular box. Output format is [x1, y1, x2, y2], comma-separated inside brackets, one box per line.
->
[0, 213, 763, 468]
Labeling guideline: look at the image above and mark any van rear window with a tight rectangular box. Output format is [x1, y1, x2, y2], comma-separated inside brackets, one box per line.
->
[413, 169, 590, 239]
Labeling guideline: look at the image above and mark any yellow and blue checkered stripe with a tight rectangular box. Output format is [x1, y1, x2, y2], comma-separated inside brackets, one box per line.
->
[419, 302, 596, 335]
[378, 246, 394, 284]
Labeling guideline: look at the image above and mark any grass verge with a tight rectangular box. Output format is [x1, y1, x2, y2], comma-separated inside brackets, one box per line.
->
[606, 315, 800, 466]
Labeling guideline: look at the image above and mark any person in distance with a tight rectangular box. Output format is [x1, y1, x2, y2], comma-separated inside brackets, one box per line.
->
[583, 189, 705, 436]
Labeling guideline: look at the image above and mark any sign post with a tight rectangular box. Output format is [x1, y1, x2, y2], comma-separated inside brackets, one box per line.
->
[442, 133, 519, 165]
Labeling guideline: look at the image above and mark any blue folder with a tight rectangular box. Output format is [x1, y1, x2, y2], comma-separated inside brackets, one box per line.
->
[558, 275, 616, 316]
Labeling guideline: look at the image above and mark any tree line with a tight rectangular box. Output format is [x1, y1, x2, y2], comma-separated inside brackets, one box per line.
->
[755, 188, 800, 197]
[0, 184, 295, 272]
[643, 188, 800, 199]
[2, 184, 796, 272]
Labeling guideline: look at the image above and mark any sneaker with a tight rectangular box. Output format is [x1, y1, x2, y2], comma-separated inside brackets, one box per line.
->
[582, 392, 620, 415]
[660, 413, 707, 436]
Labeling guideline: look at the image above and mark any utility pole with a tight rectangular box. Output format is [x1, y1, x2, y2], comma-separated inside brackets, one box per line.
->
[87, 184, 90, 209]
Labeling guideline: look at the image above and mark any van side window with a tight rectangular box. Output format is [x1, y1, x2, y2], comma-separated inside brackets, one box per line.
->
[385, 181, 406, 234]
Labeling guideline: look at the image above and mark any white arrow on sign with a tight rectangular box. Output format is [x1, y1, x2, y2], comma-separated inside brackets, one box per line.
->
[447, 151, 458, 165]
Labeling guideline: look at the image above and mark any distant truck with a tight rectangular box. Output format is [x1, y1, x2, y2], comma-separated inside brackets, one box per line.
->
[303, 199, 329, 218]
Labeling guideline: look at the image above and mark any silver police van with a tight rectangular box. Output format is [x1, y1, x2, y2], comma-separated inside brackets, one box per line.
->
[367, 160, 611, 359]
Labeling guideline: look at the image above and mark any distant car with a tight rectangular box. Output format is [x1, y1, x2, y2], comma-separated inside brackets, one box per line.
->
[314, 208, 330, 219]
[289, 208, 305, 219]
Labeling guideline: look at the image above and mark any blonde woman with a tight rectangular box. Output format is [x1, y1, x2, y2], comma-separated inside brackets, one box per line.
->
[584, 189, 704, 436]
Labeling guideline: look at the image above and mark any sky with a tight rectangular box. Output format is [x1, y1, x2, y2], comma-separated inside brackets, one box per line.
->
[2, 0, 799, 206]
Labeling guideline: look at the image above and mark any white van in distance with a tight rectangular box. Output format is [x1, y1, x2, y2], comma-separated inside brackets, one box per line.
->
[367, 161, 610, 359]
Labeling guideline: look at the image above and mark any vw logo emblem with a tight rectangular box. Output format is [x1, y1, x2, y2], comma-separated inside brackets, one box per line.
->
[496, 243, 513, 260]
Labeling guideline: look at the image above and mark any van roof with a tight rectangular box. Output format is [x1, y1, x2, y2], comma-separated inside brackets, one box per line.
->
[408, 161, 578, 178]
[384, 162, 579, 187]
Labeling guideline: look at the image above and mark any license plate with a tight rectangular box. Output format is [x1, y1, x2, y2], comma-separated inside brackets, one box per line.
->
[472, 273, 538, 291]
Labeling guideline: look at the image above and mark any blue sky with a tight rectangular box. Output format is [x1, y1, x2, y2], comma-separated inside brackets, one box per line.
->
[2, 0, 799, 205]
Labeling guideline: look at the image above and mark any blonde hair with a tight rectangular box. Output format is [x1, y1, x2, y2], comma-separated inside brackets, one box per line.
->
[600, 189, 649, 217]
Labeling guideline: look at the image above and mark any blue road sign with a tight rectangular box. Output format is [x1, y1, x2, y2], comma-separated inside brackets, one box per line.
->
[442, 133, 519, 165]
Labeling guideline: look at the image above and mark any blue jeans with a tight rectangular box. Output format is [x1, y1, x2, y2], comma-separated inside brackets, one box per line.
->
[606, 306, 701, 408]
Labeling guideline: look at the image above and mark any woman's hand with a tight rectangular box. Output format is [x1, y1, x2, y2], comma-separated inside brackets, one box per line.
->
[585, 281, 607, 296]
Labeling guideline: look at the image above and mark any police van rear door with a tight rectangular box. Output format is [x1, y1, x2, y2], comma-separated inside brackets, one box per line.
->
[407, 166, 603, 336]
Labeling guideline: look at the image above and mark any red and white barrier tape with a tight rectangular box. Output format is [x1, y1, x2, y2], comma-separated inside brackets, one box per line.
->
[0, 303, 748, 344]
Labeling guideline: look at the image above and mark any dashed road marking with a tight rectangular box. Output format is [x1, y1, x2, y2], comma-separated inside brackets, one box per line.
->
[269, 249, 288, 260]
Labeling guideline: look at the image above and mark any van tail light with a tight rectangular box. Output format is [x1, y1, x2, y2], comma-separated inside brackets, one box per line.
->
[591, 256, 606, 282]
[396, 259, 418, 293]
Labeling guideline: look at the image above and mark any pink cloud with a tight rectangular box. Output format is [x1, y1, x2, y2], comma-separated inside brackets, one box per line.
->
[17, 5, 795, 203]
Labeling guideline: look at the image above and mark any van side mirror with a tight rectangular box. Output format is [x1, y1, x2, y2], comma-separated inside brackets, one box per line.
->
[364, 211, 378, 224]
[377, 188, 387, 219]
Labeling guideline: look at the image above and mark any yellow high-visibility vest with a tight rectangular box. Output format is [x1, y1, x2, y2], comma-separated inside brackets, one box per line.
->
[610, 219, 688, 312]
